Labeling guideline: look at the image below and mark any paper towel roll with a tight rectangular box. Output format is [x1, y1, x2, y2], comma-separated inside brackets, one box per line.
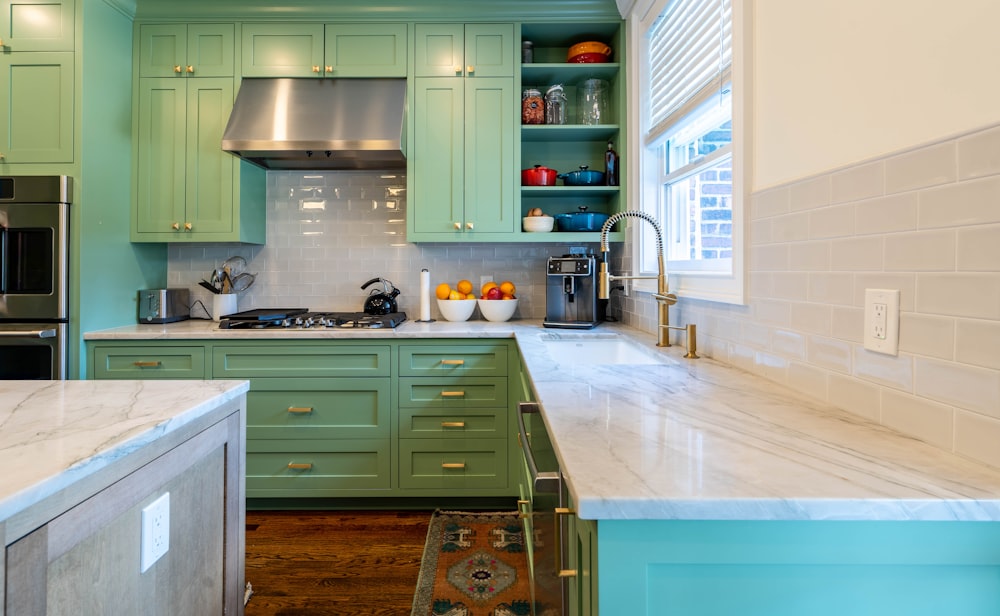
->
[419, 269, 431, 321]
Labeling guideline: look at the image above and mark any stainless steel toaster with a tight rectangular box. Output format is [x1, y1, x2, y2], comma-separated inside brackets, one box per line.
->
[137, 289, 190, 324]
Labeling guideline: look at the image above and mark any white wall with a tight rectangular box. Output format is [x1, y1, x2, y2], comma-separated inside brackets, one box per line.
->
[753, 0, 1000, 189]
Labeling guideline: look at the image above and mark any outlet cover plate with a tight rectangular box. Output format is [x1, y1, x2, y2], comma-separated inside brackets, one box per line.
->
[140, 492, 170, 573]
[863, 288, 900, 355]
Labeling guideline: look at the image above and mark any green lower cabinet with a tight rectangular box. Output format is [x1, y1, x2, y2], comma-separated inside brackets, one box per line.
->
[246, 438, 391, 497]
[399, 438, 508, 490]
[91, 345, 207, 379]
[246, 378, 390, 441]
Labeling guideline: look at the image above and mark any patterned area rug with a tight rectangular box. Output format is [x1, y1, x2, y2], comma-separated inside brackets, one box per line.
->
[411, 510, 531, 616]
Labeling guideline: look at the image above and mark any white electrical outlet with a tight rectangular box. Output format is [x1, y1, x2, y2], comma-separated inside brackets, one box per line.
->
[140, 492, 170, 573]
[863, 289, 899, 355]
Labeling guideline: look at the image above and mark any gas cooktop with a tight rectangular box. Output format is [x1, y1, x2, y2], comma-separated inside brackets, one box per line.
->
[219, 309, 406, 330]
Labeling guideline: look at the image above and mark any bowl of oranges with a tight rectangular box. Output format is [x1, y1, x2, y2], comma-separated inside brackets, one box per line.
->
[435, 279, 478, 321]
[478, 280, 518, 322]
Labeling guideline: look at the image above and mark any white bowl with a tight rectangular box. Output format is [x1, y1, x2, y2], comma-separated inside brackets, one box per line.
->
[477, 298, 518, 322]
[522, 215, 554, 232]
[437, 298, 477, 322]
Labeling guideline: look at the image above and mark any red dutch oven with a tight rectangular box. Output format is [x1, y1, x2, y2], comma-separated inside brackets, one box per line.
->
[521, 165, 558, 186]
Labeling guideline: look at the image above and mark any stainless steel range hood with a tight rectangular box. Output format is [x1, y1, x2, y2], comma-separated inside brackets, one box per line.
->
[222, 78, 407, 171]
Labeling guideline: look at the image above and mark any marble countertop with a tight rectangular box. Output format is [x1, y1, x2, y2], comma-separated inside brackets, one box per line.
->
[85, 318, 1000, 522]
[0, 379, 249, 525]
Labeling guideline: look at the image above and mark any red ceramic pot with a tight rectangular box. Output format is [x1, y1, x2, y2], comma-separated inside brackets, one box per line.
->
[521, 165, 558, 186]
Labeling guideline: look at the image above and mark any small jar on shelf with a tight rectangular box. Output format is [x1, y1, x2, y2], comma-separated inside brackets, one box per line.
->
[522, 88, 544, 125]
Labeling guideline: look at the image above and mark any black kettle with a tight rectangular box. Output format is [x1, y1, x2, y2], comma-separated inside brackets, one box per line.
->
[361, 277, 400, 315]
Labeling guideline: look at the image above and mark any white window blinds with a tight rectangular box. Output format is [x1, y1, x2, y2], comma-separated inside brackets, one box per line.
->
[647, 0, 733, 139]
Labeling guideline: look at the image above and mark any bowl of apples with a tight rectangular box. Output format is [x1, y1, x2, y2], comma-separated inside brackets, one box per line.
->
[478, 281, 518, 322]
[436, 279, 478, 322]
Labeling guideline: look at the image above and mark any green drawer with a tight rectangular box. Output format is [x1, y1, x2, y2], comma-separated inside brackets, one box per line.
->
[213, 345, 390, 378]
[92, 346, 206, 379]
[399, 344, 508, 377]
[246, 439, 390, 493]
[399, 407, 506, 439]
[247, 378, 390, 440]
[398, 376, 507, 408]
[399, 438, 508, 489]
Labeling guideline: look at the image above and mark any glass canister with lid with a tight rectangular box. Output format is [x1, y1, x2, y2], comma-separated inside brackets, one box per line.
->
[544, 84, 567, 125]
[577, 78, 609, 125]
[522, 88, 544, 125]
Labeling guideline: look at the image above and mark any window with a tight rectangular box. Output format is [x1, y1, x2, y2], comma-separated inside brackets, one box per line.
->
[631, 0, 746, 304]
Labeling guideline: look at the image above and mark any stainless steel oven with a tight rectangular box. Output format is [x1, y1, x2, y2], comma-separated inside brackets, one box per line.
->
[0, 175, 72, 379]
[517, 401, 568, 616]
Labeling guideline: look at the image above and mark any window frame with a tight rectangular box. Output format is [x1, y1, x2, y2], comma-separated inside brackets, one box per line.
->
[626, 0, 749, 305]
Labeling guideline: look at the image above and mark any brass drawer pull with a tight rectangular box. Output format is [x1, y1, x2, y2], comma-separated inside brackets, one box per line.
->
[441, 391, 465, 397]
[558, 570, 578, 578]
[441, 421, 466, 428]
[287, 407, 314, 414]
[132, 361, 162, 368]
[440, 359, 465, 365]
[287, 462, 313, 470]
[441, 462, 466, 469]
[517, 499, 530, 519]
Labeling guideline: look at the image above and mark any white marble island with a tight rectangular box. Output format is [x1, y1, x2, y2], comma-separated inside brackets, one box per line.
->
[0, 379, 248, 616]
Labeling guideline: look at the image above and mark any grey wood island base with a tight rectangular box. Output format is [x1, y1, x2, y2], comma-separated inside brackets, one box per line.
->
[0, 379, 248, 616]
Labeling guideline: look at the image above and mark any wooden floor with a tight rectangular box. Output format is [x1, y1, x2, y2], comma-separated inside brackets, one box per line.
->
[244, 510, 432, 616]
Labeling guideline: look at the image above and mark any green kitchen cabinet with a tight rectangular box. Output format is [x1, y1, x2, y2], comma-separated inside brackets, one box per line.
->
[0, 0, 74, 51]
[137, 23, 234, 78]
[408, 76, 516, 239]
[413, 23, 514, 78]
[241, 22, 406, 77]
[0, 51, 73, 163]
[90, 344, 207, 379]
[132, 77, 265, 243]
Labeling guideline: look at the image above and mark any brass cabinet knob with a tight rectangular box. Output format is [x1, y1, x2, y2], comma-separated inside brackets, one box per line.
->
[453, 221, 461, 230]
[312, 65, 320, 73]
[171, 222, 180, 230]
[183, 222, 192, 231]
[325, 65, 333, 73]
[465, 221, 474, 230]
[454, 65, 462, 73]
[0, 38, 5, 47]
[186, 65, 194, 73]
[0, 152, 5, 160]
[467, 65, 474, 74]
[173, 65, 181, 73]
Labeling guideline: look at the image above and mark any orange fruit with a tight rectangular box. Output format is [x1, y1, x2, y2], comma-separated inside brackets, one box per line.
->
[499, 281, 516, 295]
[456, 279, 473, 295]
[435, 283, 451, 300]
[502, 293, 515, 300]
[466, 293, 476, 300]
[481, 281, 499, 295]
[448, 289, 463, 300]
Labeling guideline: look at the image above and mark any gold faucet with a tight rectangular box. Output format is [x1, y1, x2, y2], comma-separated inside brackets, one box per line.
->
[598, 211, 698, 358]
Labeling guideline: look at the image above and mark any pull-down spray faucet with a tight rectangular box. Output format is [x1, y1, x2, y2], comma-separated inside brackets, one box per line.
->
[598, 211, 698, 357]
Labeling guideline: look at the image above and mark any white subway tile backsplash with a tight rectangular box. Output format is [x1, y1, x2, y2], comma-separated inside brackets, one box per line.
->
[831, 161, 884, 203]
[830, 236, 883, 271]
[955, 318, 1000, 370]
[954, 410, 1000, 468]
[884, 141, 957, 194]
[752, 186, 791, 219]
[828, 373, 881, 421]
[788, 175, 831, 211]
[914, 357, 1000, 419]
[751, 244, 790, 272]
[808, 204, 855, 239]
[898, 313, 955, 360]
[771, 211, 811, 242]
[880, 389, 954, 450]
[915, 273, 1000, 319]
[830, 306, 864, 343]
[956, 224, 1000, 271]
[883, 229, 956, 271]
[853, 347, 913, 391]
[853, 193, 919, 235]
[787, 362, 828, 400]
[806, 335, 853, 374]
[771, 329, 807, 359]
[957, 125, 1000, 180]
[808, 272, 854, 306]
[770, 272, 810, 301]
[788, 302, 832, 336]
[788, 241, 830, 271]
[918, 175, 1000, 229]
[852, 272, 917, 310]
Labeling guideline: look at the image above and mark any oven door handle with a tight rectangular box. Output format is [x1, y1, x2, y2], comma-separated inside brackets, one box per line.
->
[517, 401, 562, 494]
[0, 328, 57, 339]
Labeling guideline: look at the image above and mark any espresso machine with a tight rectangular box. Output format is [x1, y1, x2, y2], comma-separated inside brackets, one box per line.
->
[543, 254, 605, 329]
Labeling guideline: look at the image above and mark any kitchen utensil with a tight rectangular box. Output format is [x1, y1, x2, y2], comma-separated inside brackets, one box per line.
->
[199, 280, 221, 294]
[521, 165, 558, 186]
[558, 166, 605, 186]
[231, 272, 256, 293]
[522, 215, 555, 232]
[361, 277, 400, 315]
[222, 255, 247, 276]
[221, 266, 232, 294]
[567, 41, 612, 61]
[554, 206, 610, 232]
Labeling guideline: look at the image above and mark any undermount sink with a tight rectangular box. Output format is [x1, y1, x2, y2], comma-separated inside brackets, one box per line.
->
[538, 333, 665, 365]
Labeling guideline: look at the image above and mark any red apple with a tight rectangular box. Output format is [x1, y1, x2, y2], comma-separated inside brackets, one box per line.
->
[486, 287, 502, 300]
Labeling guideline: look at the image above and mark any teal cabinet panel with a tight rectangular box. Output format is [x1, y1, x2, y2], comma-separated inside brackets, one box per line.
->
[91, 345, 207, 380]
[184, 78, 235, 233]
[324, 23, 407, 77]
[0, 51, 73, 163]
[134, 77, 187, 234]
[465, 23, 515, 78]
[240, 23, 323, 77]
[0, 0, 74, 51]
[399, 344, 508, 377]
[464, 77, 516, 233]
[399, 438, 508, 489]
[138, 23, 234, 78]
[414, 23, 513, 78]
[213, 344, 390, 378]
[246, 439, 391, 495]
[247, 378, 391, 440]
[398, 376, 508, 409]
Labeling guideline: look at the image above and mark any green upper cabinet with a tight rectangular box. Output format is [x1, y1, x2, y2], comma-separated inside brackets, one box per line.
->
[137, 23, 234, 78]
[132, 77, 264, 243]
[414, 23, 514, 78]
[0, 0, 74, 51]
[0, 51, 73, 163]
[241, 23, 406, 78]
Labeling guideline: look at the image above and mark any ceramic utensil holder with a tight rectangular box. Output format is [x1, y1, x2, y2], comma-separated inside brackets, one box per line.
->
[213, 294, 238, 321]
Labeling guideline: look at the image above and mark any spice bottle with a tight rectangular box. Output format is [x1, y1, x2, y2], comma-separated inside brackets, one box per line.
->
[521, 88, 544, 125]
[544, 84, 566, 125]
[605, 141, 619, 186]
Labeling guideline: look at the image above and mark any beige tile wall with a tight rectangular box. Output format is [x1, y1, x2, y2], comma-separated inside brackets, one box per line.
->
[620, 122, 1000, 469]
[167, 171, 591, 321]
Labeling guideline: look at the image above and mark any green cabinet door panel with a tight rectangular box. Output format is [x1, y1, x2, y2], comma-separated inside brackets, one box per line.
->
[399, 438, 508, 489]
[398, 376, 508, 409]
[246, 439, 391, 496]
[0, 51, 73, 163]
[399, 344, 508, 376]
[414, 23, 513, 78]
[411, 77, 464, 234]
[91, 345, 207, 380]
[138, 23, 234, 78]
[324, 23, 407, 77]
[464, 77, 515, 233]
[465, 23, 514, 78]
[241, 23, 324, 77]
[213, 344, 391, 378]
[247, 378, 390, 440]
[0, 0, 73, 51]
[134, 78, 187, 234]
[399, 407, 506, 439]
[185, 78, 235, 234]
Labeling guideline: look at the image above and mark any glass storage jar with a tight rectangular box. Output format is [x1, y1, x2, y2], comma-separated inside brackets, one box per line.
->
[544, 84, 567, 125]
[522, 88, 544, 125]
[577, 78, 609, 125]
